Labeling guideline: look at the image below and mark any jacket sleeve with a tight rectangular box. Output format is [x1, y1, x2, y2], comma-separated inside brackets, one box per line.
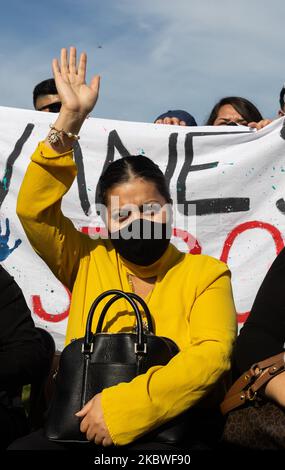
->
[0, 265, 50, 390]
[101, 259, 237, 446]
[16, 142, 90, 291]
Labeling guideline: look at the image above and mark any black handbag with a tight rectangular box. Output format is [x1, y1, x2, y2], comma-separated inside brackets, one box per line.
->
[45, 289, 190, 444]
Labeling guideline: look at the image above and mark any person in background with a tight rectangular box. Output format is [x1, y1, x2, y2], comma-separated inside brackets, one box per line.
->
[154, 109, 197, 126]
[10, 47, 236, 450]
[233, 246, 285, 405]
[206, 96, 272, 130]
[278, 84, 285, 117]
[222, 246, 285, 449]
[33, 78, 61, 113]
[0, 264, 50, 449]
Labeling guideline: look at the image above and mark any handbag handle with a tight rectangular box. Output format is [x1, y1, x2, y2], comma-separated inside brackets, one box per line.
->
[96, 292, 154, 334]
[220, 352, 285, 415]
[83, 290, 148, 355]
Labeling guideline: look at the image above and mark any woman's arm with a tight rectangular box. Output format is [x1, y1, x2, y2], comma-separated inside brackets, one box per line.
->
[17, 48, 100, 290]
[44, 47, 100, 154]
[264, 372, 285, 407]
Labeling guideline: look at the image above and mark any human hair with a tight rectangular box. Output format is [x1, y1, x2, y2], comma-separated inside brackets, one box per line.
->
[97, 156, 172, 206]
[33, 78, 58, 108]
[206, 96, 263, 125]
[279, 86, 285, 110]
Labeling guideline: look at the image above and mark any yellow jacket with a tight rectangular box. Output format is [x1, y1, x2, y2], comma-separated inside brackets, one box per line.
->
[17, 142, 237, 446]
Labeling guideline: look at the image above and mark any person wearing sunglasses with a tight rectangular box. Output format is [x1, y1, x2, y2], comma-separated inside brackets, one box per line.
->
[33, 78, 62, 113]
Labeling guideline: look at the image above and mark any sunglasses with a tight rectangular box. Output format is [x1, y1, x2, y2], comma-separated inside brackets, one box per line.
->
[38, 101, 62, 113]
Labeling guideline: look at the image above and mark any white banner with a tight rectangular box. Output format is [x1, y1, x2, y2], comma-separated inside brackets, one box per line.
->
[1, 106, 285, 350]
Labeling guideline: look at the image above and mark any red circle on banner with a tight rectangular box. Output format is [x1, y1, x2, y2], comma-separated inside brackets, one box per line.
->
[32, 286, 71, 322]
[220, 221, 284, 323]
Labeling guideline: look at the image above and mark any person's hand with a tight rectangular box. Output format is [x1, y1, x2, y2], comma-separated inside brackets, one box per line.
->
[52, 46, 100, 117]
[248, 119, 272, 130]
[44, 47, 100, 152]
[155, 117, 187, 126]
[75, 393, 113, 446]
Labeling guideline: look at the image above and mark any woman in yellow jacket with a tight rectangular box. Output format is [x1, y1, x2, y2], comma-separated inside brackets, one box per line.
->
[11, 48, 236, 451]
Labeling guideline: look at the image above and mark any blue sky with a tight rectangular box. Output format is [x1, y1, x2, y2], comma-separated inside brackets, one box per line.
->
[1, 0, 285, 124]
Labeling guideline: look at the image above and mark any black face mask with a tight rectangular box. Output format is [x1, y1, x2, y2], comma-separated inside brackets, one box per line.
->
[110, 218, 172, 266]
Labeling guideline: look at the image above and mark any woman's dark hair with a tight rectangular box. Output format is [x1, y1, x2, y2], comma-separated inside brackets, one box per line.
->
[206, 96, 263, 125]
[97, 155, 172, 206]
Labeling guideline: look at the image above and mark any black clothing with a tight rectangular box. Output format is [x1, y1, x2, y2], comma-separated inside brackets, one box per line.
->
[0, 264, 50, 447]
[8, 428, 183, 451]
[0, 404, 28, 449]
[234, 247, 285, 375]
[8, 409, 224, 451]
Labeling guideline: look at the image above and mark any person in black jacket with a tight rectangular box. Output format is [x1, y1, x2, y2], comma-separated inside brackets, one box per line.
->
[0, 264, 50, 449]
[234, 247, 285, 407]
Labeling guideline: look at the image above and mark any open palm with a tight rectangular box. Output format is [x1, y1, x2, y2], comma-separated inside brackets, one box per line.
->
[52, 47, 100, 116]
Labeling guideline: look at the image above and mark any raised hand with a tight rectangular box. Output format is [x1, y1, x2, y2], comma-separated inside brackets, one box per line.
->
[45, 47, 101, 152]
[53, 47, 100, 117]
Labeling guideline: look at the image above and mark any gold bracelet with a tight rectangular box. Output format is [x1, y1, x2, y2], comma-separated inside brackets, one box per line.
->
[48, 124, 80, 145]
